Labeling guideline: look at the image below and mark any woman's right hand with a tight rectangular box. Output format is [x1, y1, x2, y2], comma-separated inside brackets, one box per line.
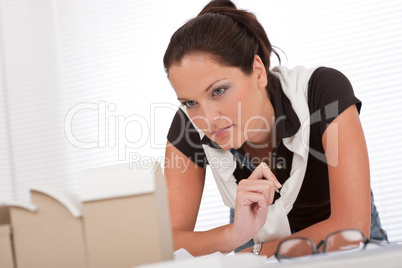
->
[231, 162, 282, 245]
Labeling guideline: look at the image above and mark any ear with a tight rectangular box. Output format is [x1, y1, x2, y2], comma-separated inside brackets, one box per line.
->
[253, 55, 268, 89]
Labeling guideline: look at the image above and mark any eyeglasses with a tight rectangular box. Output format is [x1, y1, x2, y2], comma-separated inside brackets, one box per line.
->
[275, 229, 389, 261]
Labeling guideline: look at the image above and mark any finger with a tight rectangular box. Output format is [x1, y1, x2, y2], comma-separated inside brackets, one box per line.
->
[237, 191, 270, 209]
[248, 162, 282, 189]
[236, 190, 276, 217]
[237, 180, 276, 204]
[238, 178, 276, 194]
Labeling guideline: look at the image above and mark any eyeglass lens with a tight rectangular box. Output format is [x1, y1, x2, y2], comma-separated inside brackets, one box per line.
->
[325, 229, 365, 252]
[276, 238, 315, 259]
[276, 229, 366, 260]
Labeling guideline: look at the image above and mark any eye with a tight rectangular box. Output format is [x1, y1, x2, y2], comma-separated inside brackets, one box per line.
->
[212, 87, 227, 96]
[182, 100, 197, 108]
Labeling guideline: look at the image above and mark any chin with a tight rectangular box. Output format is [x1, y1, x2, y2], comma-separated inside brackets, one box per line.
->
[216, 139, 243, 151]
[208, 131, 244, 150]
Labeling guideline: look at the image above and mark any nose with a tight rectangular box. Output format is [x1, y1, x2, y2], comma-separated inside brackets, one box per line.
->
[202, 102, 220, 124]
[191, 102, 220, 132]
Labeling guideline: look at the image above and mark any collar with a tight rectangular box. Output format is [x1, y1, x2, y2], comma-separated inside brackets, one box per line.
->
[268, 75, 301, 141]
[201, 135, 221, 148]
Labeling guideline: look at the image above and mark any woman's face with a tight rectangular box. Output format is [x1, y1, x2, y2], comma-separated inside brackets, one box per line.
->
[168, 54, 273, 150]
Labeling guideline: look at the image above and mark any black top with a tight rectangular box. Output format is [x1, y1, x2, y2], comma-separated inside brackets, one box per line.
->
[167, 67, 361, 231]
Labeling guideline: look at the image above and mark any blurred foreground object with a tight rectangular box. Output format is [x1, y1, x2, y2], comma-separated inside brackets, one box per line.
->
[3, 161, 173, 268]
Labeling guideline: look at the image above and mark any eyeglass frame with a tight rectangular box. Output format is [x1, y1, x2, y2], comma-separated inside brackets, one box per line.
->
[274, 228, 389, 261]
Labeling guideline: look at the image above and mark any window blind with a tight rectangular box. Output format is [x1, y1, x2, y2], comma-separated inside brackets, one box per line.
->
[0, 50, 15, 202]
[0, 0, 401, 242]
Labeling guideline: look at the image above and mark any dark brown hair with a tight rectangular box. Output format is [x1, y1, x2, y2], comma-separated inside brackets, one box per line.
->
[163, 0, 280, 87]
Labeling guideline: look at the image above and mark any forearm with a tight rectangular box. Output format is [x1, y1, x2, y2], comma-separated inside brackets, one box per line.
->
[173, 223, 243, 256]
[255, 220, 335, 257]
[243, 213, 371, 257]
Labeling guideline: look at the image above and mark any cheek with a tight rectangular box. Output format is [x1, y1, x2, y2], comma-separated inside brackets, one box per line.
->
[191, 116, 212, 133]
[236, 91, 259, 120]
[187, 109, 213, 134]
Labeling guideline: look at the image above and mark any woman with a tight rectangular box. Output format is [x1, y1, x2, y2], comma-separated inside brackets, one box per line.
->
[163, 0, 386, 257]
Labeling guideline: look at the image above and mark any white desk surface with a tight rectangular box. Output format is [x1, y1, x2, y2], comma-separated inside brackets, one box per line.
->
[138, 245, 402, 268]
[267, 244, 402, 268]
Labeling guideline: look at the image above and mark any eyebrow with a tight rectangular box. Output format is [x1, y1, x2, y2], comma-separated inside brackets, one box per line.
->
[177, 79, 226, 101]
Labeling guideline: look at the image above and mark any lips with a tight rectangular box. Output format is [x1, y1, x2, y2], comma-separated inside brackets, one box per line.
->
[212, 125, 233, 138]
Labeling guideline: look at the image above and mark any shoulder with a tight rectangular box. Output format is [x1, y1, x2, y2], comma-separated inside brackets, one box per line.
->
[167, 108, 208, 168]
[308, 67, 361, 110]
[308, 67, 353, 96]
[307, 67, 362, 135]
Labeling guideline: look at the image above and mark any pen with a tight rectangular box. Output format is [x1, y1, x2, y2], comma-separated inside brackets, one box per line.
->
[230, 148, 280, 193]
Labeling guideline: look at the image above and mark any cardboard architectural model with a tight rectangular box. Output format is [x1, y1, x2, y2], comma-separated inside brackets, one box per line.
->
[3, 162, 173, 268]
[8, 186, 87, 268]
[0, 205, 14, 268]
[81, 162, 174, 268]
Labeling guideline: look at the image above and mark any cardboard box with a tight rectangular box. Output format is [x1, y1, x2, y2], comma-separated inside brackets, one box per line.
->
[81, 162, 173, 268]
[0, 205, 15, 268]
[8, 187, 87, 268]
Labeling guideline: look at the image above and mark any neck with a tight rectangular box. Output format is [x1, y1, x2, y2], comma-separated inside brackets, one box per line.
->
[246, 97, 276, 149]
[243, 121, 276, 151]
